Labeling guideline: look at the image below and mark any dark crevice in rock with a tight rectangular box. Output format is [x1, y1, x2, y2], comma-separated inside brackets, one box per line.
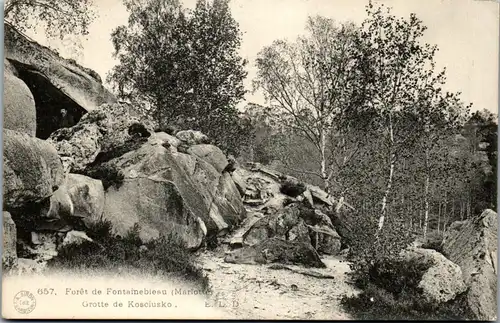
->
[89, 135, 148, 167]
[7, 59, 86, 139]
[73, 136, 149, 191]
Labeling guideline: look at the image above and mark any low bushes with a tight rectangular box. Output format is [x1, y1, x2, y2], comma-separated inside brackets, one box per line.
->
[341, 213, 473, 320]
[47, 221, 209, 291]
[420, 230, 445, 253]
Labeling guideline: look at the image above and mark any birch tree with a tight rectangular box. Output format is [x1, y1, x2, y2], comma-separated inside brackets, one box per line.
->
[253, 16, 361, 193]
[415, 87, 468, 238]
[354, 3, 467, 233]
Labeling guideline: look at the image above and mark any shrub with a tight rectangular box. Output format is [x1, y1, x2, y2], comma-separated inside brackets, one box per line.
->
[341, 214, 474, 320]
[341, 283, 474, 320]
[48, 221, 209, 291]
[280, 180, 306, 197]
[346, 212, 415, 267]
[78, 163, 125, 191]
[420, 230, 444, 253]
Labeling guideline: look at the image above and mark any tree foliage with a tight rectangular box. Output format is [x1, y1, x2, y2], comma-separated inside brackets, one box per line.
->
[351, 2, 470, 233]
[4, 0, 97, 39]
[253, 16, 364, 193]
[249, 1, 491, 247]
[107, 0, 250, 155]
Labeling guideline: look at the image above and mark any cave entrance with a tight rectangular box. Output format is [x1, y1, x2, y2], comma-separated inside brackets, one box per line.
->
[8, 60, 86, 139]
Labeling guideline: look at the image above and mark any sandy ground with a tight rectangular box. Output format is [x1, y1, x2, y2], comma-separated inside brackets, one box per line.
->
[196, 249, 359, 320]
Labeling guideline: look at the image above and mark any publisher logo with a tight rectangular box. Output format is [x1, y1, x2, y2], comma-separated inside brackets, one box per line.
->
[13, 291, 36, 314]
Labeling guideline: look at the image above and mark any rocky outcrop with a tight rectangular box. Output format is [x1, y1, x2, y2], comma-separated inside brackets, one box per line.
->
[240, 204, 341, 256]
[2, 212, 17, 267]
[3, 129, 65, 209]
[45, 102, 245, 248]
[102, 140, 245, 248]
[224, 237, 326, 268]
[3, 59, 36, 136]
[239, 162, 354, 213]
[402, 247, 467, 304]
[242, 204, 311, 246]
[4, 22, 116, 115]
[102, 144, 209, 248]
[48, 103, 154, 172]
[232, 164, 345, 257]
[442, 209, 498, 321]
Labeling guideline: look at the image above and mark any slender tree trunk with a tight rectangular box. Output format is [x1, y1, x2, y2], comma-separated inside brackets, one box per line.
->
[320, 130, 329, 193]
[378, 158, 394, 232]
[378, 116, 396, 233]
[423, 148, 430, 239]
[335, 196, 345, 214]
[467, 190, 471, 218]
[443, 193, 448, 232]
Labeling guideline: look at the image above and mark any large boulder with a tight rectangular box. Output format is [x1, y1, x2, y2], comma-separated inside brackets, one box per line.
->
[442, 209, 498, 321]
[187, 144, 228, 173]
[3, 60, 36, 136]
[48, 123, 103, 171]
[2, 212, 17, 266]
[102, 141, 245, 248]
[224, 237, 326, 268]
[3, 129, 64, 209]
[402, 247, 467, 304]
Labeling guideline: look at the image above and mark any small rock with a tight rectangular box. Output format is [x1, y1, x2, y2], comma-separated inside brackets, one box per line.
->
[61, 230, 93, 247]
[176, 130, 209, 146]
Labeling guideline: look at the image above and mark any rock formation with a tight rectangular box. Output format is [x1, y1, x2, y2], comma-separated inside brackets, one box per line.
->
[443, 209, 498, 321]
[4, 22, 116, 139]
[224, 237, 326, 268]
[227, 162, 347, 257]
[1, 22, 496, 323]
[402, 247, 467, 304]
[3, 129, 65, 209]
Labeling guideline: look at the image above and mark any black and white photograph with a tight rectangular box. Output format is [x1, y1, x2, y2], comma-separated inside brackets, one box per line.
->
[1, 0, 498, 320]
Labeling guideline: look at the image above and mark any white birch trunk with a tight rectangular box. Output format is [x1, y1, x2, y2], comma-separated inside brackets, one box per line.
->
[377, 115, 395, 233]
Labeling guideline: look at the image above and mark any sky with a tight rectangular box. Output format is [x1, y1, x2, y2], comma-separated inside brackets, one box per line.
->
[18, 0, 500, 114]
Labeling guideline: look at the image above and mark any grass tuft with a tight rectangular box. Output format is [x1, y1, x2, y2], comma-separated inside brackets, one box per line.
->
[47, 220, 210, 292]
